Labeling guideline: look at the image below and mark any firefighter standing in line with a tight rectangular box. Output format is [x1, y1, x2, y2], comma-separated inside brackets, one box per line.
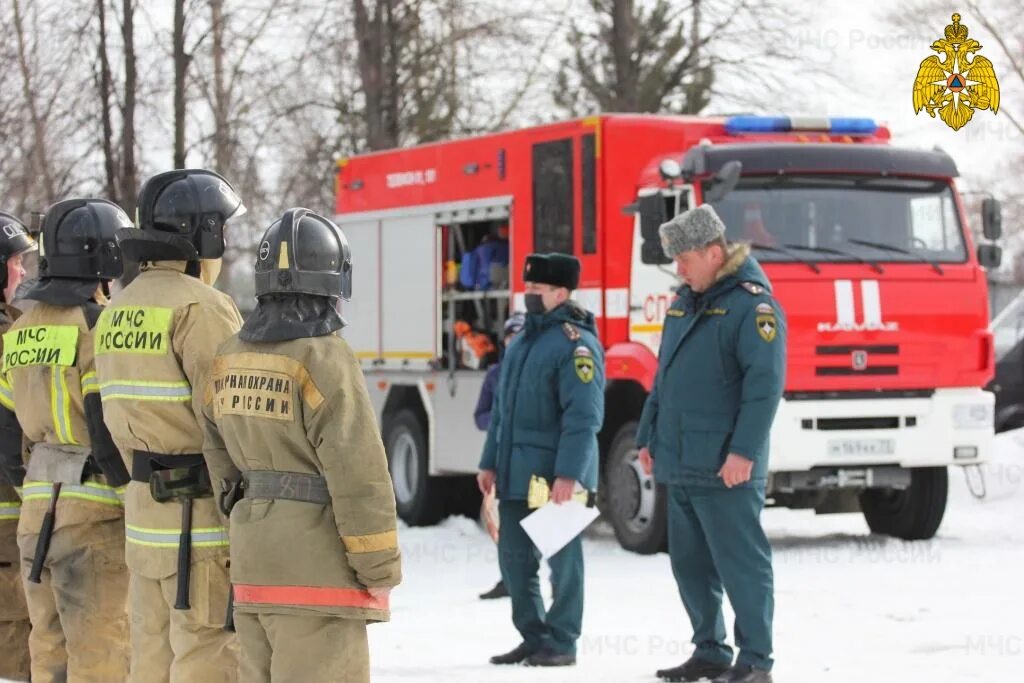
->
[637, 205, 786, 683]
[0, 212, 37, 681]
[478, 253, 605, 668]
[202, 208, 401, 682]
[0, 199, 134, 681]
[94, 169, 246, 683]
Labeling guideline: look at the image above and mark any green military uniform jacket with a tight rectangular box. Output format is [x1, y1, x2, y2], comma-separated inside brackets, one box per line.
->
[636, 245, 787, 487]
[480, 302, 605, 500]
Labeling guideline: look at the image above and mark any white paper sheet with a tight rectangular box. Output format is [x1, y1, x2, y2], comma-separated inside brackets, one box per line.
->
[519, 500, 600, 558]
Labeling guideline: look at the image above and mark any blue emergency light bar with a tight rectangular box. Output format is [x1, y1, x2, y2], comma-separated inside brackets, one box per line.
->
[724, 116, 878, 136]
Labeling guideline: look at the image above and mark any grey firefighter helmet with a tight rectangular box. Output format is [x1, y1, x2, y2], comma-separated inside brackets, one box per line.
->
[37, 198, 130, 281]
[122, 168, 246, 263]
[254, 208, 353, 300]
[0, 211, 37, 293]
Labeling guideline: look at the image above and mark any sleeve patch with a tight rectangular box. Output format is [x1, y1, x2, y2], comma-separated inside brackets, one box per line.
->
[755, 314, 777, 342]
[574, 356, 596, 383]
[755, 302, 774, 314]
[573, 345, 593, 358]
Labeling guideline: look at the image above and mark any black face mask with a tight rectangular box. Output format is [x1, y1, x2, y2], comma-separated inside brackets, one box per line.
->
[524, 293, 546, 315]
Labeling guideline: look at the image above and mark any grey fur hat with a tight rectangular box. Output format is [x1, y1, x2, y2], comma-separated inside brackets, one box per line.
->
[659, 204, 726, 258]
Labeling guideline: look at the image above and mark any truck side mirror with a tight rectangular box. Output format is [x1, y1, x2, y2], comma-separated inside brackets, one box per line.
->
[978, 243, 1002, 269]
[638, 194, 667, 241]
[702, 160, 743, 203]
[636, 194, 673, 265]
[641, 239, 672, 265]
[982, 197, 1002, 240]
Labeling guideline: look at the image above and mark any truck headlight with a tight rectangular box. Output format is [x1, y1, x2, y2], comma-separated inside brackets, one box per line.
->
[952, 404, 993, 430]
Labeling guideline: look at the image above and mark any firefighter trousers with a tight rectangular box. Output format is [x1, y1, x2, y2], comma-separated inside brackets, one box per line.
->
[236, 611, 369, 683]
[18, 518, 129, 683]
[667, 484, 774, 672]
[129, 556, 237, 683]
[0, 520, 30, 682]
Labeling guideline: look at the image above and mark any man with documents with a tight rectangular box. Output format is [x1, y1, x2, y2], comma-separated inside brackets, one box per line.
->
[477, 253, 605, 668]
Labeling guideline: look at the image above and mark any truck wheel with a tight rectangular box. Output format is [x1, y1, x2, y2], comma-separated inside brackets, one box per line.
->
[860, 466, 948, 540]
[604, 421, 667, 554]
[384, 409, 445, 526]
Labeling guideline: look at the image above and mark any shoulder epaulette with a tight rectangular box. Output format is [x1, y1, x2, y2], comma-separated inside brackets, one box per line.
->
[562, 322, 581, 341]
[741, 282, 765, 295]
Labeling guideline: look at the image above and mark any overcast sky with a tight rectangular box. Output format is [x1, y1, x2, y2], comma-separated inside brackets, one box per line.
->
[788, 0, 1019, 184]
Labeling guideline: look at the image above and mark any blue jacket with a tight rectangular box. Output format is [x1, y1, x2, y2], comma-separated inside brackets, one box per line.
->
[636, 246, 786, 488]
[474, 363, 501, 430]
[479, 302, 605, 501]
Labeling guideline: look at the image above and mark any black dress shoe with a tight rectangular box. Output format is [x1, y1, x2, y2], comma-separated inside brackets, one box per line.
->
[489, 642, 534, 665]
[526, 647, 576, 667]
[712, 664, 773, 683]
[656, 655, 732, 682]
[479, 579, 509, 600]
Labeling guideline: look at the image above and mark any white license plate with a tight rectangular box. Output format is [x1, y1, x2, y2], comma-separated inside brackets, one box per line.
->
[827, 438, 896, 457]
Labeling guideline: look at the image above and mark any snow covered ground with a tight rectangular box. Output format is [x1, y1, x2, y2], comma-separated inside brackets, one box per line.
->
[372, 431, 1024, 682]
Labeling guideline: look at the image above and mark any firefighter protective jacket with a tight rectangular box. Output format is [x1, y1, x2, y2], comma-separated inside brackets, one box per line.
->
[202, 332, 402, 622]
[0, 301, 125, 533]
[94, 261, 242, 577]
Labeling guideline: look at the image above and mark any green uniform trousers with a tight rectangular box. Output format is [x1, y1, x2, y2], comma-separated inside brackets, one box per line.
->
[667, 484, 774, 671]
[497, 500, 584, 655]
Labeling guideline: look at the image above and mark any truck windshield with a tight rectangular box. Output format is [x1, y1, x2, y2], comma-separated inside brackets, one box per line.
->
[707, 175, 967, 264]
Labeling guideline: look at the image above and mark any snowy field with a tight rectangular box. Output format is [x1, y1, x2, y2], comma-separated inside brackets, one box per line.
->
[371, 431, 1024, 683]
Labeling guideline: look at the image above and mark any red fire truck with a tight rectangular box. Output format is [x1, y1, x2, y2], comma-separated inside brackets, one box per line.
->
[334, 114, 1003, 553]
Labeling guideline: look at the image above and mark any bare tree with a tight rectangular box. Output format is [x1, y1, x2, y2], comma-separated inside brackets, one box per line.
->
[173, 0, 188, 168]
[12, 0, 57, 199]
[555, 0, 809, 116]
[120, 0, 138, 213]
[96, 0, 118, 201]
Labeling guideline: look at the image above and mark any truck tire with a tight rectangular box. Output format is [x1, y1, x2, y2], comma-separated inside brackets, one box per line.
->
[604, 421, 667, 554]
[860, 466, 948, 540]
[384, 409, 445, 526]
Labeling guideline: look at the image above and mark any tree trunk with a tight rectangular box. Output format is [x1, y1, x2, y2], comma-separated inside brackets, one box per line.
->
[611, 0, 638, 111]
[97, 0, 118, 202]
[210, 0, 231, 175]
[353, 0, 397, 151]
[383, 0, 400, 147]
[173, 0, 188, 169]
[121, 0, 138, 213]
[12, 0, 57, 199]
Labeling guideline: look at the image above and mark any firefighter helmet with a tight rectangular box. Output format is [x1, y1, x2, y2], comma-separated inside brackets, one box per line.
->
[254, 208, 352, 300]
[0, 211, 38, 293]
[135, 168, 246, 259]
[37, 198, 130, 281]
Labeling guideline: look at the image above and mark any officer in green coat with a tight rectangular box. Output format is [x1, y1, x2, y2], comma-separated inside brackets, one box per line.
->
[478, 253, 604, 668]
[637, 205, 786, 683]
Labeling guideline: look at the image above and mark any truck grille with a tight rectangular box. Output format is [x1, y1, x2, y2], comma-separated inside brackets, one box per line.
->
[813, 416, 901, 431]
[815, 344, 898, 376]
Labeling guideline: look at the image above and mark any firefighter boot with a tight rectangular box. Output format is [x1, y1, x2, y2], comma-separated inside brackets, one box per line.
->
[657, 655, 732, 682]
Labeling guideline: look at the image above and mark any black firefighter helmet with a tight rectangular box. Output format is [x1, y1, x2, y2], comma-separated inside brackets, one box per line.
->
[0, 211, 38, 293]
[37, 198, 131, 281]
[254, 208, 352, 300]
[121, 168, 246, 263]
